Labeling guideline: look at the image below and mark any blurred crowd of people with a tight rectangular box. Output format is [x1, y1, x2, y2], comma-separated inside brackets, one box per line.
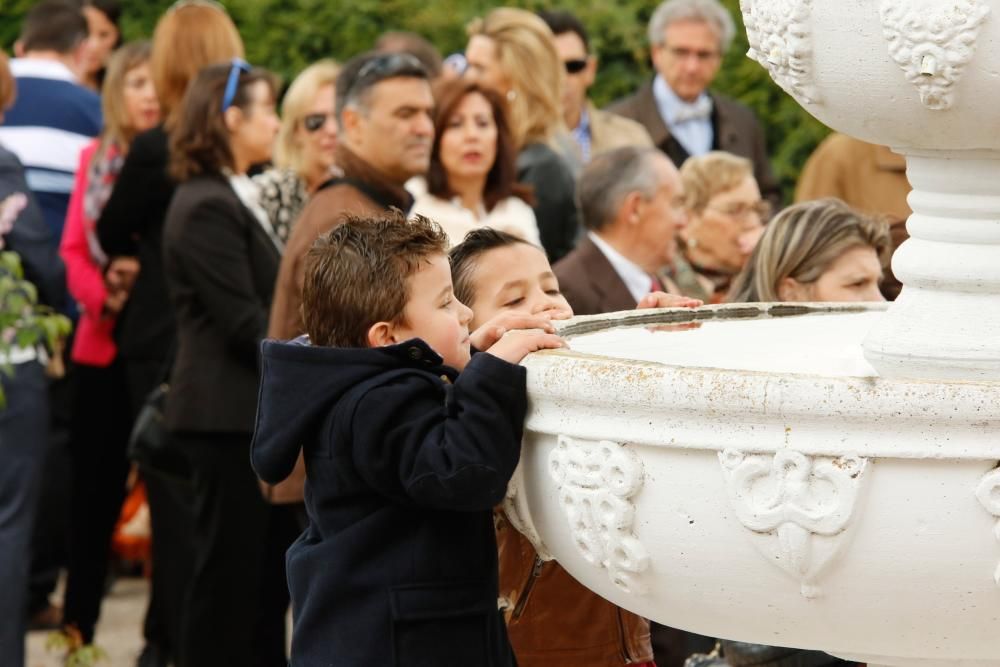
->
[0, 0, 907, 666]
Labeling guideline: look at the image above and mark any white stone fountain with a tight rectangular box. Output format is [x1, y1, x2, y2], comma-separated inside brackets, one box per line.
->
[508, 3, 1000, 666]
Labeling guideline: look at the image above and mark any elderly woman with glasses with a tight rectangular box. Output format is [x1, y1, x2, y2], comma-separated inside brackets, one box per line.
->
[670, 150, 769, 303]
[254, 59, 340, 245]
[163, 59, 286, 667]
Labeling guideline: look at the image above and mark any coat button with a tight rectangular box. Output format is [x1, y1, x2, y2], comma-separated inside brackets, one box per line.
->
[408, 347, 422, 360]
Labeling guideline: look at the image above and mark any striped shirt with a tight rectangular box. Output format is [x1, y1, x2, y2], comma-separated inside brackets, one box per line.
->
[0, 58, 102, 242]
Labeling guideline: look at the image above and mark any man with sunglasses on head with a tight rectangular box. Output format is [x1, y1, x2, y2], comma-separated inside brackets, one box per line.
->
[269, 51, 434, 343]
[609, 0, 780, 209]
[538, 10, 652, 165]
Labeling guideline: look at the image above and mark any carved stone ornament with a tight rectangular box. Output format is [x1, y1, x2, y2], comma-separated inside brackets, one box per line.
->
[974, 467, 1000, 585]
[719, 449, 868, 598]
[502, 462, 554, 561]
[879, 0, 991, 110]
[548, 436, 650, 595]
[741, 0, 820, 104]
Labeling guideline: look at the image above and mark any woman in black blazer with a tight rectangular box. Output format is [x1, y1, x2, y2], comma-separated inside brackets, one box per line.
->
[162, 61, 285, 667]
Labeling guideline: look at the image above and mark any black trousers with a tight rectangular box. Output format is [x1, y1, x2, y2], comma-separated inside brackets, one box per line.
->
[27, 368, 73, 615]
[0, 361, 50, 666]
[174, 432, 295, 667]
[62, 361, 133, 642]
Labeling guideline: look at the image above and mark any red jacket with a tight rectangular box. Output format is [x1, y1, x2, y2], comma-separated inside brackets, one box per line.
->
[60, 140, 117, 366]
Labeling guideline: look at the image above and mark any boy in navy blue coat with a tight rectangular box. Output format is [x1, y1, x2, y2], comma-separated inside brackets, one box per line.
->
[251, 212, 564, 667]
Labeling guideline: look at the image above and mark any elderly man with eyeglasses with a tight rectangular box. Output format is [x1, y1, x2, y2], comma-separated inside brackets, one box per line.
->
[609, 0, 780, 209]
[537, 10, 652, 165]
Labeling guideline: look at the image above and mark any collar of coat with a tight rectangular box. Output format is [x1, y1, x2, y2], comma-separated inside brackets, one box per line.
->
[326, 145, 415, 213]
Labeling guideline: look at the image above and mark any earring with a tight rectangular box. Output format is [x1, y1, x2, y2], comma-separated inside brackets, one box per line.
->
[506, 89, 517, 102]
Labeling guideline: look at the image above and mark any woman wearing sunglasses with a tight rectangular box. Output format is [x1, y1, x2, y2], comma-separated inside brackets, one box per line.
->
[254, 59, 340, 246]
[163, 60, 285, 667]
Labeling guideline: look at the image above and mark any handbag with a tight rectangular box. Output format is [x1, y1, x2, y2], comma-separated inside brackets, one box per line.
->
[127, 352, 190, 480]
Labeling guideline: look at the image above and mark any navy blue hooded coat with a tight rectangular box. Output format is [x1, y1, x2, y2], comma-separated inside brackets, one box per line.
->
[252, 336, 526, 667]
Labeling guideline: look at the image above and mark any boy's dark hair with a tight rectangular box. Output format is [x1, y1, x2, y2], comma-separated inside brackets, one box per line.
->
[448, 228, 533, 307]
[19, 0, 88, 54]
[303, 211, 449, 348]
[537, 9, 590, 53]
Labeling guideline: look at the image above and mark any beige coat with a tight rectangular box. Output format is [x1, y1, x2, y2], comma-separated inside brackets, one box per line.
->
[587, 102, 653, 156]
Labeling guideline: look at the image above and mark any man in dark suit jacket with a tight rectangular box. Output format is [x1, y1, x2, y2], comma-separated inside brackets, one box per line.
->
[554, 146, 688, 316]
[607, 0, 780, 208]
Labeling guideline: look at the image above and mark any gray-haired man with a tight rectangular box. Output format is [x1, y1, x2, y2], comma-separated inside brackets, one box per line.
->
[609, 0, 780, 207]
[269, 51, 434, 343]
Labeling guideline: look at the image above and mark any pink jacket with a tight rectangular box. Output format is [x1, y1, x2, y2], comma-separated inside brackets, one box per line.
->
[60, 140, 117, 367]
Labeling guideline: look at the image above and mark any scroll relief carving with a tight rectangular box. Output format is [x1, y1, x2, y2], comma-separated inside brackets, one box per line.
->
[879, 0, 990, 110]
[719, 449, 868, 599]
[549, 436, 650, 595]
[502, 461, 553, 561]
[741, 0, 820, 104]
[974, 467, 1000, 586]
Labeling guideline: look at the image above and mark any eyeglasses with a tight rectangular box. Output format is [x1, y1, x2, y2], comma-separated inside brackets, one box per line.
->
[302, 112, 336, 132]
[345, 52, 426, 102]
[221, 58, 251, 113]
[564, 59, 588, 74]
[706, 200, 772, 220]
[666, 46, 721, 63]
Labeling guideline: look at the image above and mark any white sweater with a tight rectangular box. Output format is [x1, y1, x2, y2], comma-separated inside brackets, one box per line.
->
[406, 177, 541, 248]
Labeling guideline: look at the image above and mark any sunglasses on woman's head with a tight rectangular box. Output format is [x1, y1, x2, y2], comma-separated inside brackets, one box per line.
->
[221, 58, 251, 113]
[564, 59, 588, 74]
[302, 112, 336, 132]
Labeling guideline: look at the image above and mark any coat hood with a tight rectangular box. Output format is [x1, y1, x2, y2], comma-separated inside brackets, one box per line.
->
[251, 336, 448, 484]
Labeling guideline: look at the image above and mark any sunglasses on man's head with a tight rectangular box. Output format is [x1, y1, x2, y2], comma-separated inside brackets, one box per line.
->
[564, 59, 588, 74]
[302, 112, 336, 133]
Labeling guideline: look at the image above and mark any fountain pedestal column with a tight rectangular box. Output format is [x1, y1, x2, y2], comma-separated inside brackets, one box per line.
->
[863, 151, 1000, 380]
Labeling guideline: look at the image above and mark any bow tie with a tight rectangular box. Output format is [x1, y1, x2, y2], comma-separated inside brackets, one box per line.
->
[671, 96, 713, 124]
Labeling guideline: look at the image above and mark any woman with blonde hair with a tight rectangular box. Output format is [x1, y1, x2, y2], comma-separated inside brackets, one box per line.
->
[466, 7, 578, 262]
[93, 4, 244, 666]
[672, 150, 768, 302]
[254, 59, 340, 244]
[58, 39, 159, 646]
[728, 197, 890, 303]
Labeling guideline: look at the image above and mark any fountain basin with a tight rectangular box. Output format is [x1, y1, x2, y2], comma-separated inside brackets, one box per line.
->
[509, 305, 1000, 666]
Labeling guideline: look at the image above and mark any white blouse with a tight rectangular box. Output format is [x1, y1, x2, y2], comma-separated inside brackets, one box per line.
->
[406, 177, 541, 249]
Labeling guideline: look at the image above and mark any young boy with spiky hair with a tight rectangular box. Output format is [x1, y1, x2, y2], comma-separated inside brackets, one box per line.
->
[251, 211, 563, 667]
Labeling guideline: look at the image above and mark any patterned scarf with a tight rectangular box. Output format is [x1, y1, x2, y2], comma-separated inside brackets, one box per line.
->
[83, 142, 124, 267]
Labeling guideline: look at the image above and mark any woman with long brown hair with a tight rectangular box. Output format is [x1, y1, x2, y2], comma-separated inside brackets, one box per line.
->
[409, 78, 539, 246]
[58, 39, 159, 647]
[93, 4, 244, 665]
[163, 60, 285, 667]
[465, 8, 579, 262]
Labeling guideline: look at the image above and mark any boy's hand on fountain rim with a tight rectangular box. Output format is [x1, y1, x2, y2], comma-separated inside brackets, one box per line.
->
[485, 329, 567, 365]
[469, 312, 560, 351]
[637, 292, 703, 310]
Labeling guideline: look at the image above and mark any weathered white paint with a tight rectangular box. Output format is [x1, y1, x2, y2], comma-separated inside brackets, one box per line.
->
[515, 305, 1000, 667]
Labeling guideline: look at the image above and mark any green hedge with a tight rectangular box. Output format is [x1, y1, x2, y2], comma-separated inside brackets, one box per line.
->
[1, 0, 830, 201]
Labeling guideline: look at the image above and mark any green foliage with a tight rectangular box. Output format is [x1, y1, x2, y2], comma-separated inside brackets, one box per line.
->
[0, 251, 72, 408]
[0, 0, 830, 199]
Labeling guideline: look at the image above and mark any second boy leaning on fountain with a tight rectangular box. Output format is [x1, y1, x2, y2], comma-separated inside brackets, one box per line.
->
[449, 227, 700, 667]
[251, 212, 564, 667]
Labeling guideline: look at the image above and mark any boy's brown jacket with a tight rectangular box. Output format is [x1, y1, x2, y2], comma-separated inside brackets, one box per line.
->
[497, 511, 654, 666]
